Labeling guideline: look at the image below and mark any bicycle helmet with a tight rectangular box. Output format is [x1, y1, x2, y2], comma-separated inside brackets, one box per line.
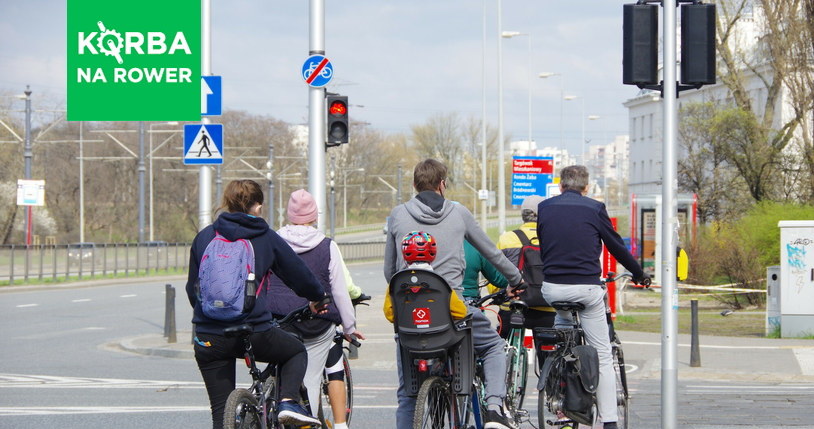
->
[401, 231, 437, 263]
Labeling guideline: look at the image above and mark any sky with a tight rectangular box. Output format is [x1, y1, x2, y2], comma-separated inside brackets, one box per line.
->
[0, 0, 641, 158]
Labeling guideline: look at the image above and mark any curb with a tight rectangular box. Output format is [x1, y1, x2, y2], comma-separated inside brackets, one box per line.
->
[116, 333, 194, 360]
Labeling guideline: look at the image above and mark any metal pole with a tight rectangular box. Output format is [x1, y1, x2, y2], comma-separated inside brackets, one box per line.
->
[138, 121, 145, 243]
[308, 0, 327, 233]
[580, 97, 585, 165]
[198, 0, 213, 231]
[480, 0, 488, 233]
[690, 299, 701, 367]
[215, 166, 223, 210]
[23, 86, 32, 245]
[149, 124, 154, 242]
[329, 155, 336, 238]
[497, 0, 506, 233]
[267, 143, 275, 225]
[79, 122, 85, 243]
[397, 164, 403, 204]
[343, 173, 348, 230]
[661, 1, 679, 427]
[527, 35, 532, 146]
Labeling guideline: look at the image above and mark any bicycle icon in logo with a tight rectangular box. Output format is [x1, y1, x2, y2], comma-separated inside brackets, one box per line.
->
[301, 55, 333, 88]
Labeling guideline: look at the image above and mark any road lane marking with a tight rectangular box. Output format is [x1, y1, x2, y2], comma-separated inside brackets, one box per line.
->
[15, 304, 38, 308]
[626, 340, 783, 350]
[0, 374, 205, 389]
[120, 294, 137, 298]
[0, 406, 209, 416]
[72, 299, 91, 303]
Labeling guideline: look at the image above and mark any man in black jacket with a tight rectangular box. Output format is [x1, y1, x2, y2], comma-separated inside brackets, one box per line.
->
[536, 165, 649, 429]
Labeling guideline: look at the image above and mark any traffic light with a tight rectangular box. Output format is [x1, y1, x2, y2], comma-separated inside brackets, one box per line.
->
[623, 3, 659, 86]
[326, 95, 349, 146]
[680, 3, 716, 86]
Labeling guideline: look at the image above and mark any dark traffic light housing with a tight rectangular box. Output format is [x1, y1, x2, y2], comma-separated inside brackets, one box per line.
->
[326, 95, 349, 146]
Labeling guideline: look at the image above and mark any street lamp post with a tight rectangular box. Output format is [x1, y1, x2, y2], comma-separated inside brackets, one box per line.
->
[539, 72, 564, 149]
[502, 31, 532, 146]
[497, 0, 506, 233]
[342, 168, 365, 229]
[564, 95, 599, 165]
[22, 86, 32, 245]
[148, 122, 178, 242]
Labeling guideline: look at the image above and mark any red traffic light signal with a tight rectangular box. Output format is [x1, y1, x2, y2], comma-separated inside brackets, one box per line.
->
[326, 95, 349, 146]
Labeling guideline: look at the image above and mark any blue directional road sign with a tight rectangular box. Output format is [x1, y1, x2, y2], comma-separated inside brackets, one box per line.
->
[201, 76, 222, 116]
[184, 124, 223, 165]
[301, 55, 333, 88]
[511, 156, 553, 205]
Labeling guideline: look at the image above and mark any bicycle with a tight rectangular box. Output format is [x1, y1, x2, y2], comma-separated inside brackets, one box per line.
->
[472, 288, 530, 427]
[222, 299, 330, 429]
[535, 273, 638, 429]
[317, 293, 369, 428]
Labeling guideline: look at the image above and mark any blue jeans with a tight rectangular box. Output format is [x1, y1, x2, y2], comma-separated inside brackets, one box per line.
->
[542, 282, 616, 423]
[395, 306, 506, 429]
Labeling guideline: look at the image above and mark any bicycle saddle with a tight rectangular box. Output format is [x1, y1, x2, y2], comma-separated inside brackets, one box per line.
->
[223, 324, 253, 338]
[551, 301, 585, 312]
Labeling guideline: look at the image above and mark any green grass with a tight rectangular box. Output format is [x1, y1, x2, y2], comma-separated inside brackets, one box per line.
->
[0, 267, 187, 287]
[614, 308, 767, 337]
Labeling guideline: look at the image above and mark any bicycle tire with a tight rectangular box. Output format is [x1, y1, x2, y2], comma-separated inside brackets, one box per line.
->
[413, 376, 455, 429]
[224, 388, 262, 429]
[318, 354, 353, 428]
[613, 344, 629, 429]
[504, 343, 528, 417]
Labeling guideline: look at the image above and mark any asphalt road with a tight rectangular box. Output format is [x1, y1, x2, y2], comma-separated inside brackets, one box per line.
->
[2, 262, 814, 428]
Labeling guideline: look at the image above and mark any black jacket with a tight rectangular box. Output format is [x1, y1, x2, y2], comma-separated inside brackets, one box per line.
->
[185, 212, 325, 335]
[536, 190, 645, 285]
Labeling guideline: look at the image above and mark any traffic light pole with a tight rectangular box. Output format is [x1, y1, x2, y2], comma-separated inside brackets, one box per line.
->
[661, 1, 679, 427]
[308, 0, 327, 233]
[198, 0, 213, 231]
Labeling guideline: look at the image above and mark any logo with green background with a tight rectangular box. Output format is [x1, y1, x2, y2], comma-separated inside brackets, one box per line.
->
[67, 0, 201, 121]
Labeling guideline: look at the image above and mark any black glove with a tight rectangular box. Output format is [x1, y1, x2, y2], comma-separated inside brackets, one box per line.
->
[352, 293, 371, 306]
[635, 275, 652, 287]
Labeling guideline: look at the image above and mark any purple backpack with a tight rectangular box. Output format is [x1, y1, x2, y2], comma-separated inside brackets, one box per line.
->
[197, 232, 256, 321]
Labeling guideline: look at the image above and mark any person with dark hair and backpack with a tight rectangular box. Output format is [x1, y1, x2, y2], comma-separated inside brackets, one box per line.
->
[496, 195, 556, 366]
[267, 189, 365, 429]
[185, 179, 326, 429]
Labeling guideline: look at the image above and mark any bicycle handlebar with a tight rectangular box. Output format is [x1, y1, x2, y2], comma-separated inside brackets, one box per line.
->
[276, 296, 333, 325]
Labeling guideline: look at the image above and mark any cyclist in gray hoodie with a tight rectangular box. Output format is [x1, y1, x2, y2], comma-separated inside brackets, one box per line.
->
[384, 158, 525, 429]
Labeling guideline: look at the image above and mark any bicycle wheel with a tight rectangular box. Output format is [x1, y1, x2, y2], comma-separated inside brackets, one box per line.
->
[413, 376, 455, 429]
[504, 344, 528, 418]
[318, 354, 353, 428]
[612, 344, 629, 429]
[224, 388, 262, 429]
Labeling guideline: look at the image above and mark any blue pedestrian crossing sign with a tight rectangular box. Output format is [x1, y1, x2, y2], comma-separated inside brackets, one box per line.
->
[184, 124, 223, 165]
[201, 76, 222, 116]
[301, 55, 333, 88]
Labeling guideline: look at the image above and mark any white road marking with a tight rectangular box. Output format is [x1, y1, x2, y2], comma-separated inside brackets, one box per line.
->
[626, 340, 781, 350]
[0, 374, 205, 389]
[0, 406, 209, 416]
[16, 304, 38, 308]
[72, 299, 91, 303]
[120, 294, 137, 298]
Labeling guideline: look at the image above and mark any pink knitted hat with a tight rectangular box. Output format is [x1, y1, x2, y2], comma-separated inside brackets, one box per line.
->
[287, 189, 318, 224]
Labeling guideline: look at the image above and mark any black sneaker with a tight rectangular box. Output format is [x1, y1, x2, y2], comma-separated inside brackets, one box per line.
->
[484, 409, 517, 429]
[604, 422, 619, 429]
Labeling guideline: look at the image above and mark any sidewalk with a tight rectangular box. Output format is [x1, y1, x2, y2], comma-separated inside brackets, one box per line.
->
[115, 329, 814, 383]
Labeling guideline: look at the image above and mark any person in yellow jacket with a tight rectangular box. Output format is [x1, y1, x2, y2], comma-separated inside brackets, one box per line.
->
[384, 231, 467, 323]
[495, 195, 555, 370]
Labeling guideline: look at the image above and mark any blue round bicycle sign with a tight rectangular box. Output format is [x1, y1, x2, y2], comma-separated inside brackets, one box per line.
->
[301, 55, 333, 88]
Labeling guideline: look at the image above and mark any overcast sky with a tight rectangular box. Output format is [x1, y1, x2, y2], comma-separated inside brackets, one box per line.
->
[0, 0, 640, 158]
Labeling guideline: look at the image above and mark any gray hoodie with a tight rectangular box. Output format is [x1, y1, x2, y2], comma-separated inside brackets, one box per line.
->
[384, 193, 522, 294]
[277, 224, 357, 335]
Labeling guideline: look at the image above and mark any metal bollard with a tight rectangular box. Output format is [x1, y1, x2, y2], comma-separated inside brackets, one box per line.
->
[690, 299, 701, 367]
[164, 284, 177, 343]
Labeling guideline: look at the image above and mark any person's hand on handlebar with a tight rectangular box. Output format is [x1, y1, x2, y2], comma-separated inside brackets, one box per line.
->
[345, 329, 366, 343]
[309, 296, 332, 315]
[506, 281, 527, 299]
[634, 275, 652, 288]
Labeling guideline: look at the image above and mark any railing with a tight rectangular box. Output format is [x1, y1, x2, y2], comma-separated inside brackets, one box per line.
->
[0, 243, 190, 285]
[0, 240, 387, 285]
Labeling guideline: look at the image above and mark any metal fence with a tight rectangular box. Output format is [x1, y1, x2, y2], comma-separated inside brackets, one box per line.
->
[0, 240, 386, 285]
[0, 243, 191, 285]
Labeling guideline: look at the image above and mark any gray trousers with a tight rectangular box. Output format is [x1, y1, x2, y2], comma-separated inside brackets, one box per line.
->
[395, 306, 507, 429]
[542, 282, 617, 423]
[303, 326, 334, 416]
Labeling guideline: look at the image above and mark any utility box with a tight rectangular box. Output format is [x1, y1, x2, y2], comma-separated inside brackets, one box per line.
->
[765, 265, 780, 336]
[778, 221, 814, 337]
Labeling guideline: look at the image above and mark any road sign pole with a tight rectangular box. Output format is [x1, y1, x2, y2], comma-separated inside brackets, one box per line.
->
[308, 0, 327, 232]
[662, 0, 679, 427]
[199, 0, 213, 231]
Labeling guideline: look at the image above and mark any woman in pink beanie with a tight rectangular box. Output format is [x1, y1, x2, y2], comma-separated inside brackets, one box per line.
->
[267, 189, 365, 428]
